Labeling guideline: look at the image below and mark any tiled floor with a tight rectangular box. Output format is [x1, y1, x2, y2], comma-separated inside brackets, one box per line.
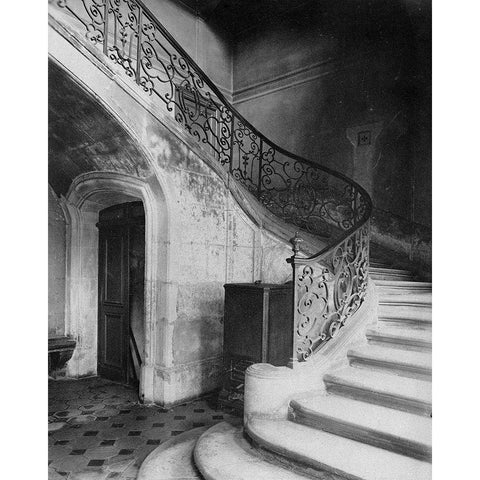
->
[48, 377, 235, 480]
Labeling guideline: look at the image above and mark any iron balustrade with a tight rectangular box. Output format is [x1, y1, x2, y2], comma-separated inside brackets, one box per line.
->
[52, 0, 373, 363]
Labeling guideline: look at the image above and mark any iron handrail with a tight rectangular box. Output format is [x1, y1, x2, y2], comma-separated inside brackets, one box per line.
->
[136, 0, 372, 262]
[52, 0, 372, 362]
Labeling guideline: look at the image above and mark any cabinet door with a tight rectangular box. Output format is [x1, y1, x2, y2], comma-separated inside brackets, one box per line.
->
[98, 226, 129, 383]
[267, 287, 293, 366]
[224, 287, 264, 363]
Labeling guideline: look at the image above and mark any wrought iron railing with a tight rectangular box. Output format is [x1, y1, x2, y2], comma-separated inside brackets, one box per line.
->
[51, 0, 372, 363]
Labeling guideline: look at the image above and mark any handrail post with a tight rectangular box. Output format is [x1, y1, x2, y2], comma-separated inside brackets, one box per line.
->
[287, 232, 303, 368]
[257, 138, 263, 198]
[135, 5, 143, 85]
[103, 0, 109, 56]
[229, 113, 235, 174]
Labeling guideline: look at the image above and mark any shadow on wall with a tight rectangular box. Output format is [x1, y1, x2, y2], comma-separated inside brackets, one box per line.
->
[48, 185, 67, 338]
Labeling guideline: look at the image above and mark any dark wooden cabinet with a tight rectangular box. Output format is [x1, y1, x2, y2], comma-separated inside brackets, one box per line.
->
[219, 283, 293, 413]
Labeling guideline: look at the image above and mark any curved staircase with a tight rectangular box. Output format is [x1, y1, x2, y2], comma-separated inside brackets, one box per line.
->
[139, 262, 431, 480]
[48, 1, 431, 478]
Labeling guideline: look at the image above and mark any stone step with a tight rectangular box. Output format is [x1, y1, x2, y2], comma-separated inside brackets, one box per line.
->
[137, 426, 207, 480]
[375, 280, 432, 291]
[246, 418, 432, 480]
[323, 367, 432, 416]
[379, 299, 432, 313]
[194, 421, 315, 480]
[366, 326, 432, 351]
[290, 393, 431, 461]
[347, 345, 432, 380]
[378, 305, 432, 328]
[369, 267, 415, 282]
[375, 281, 432, 299]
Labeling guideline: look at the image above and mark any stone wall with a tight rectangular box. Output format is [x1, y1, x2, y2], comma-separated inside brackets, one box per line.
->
[232, 0, 431, 273]
[48, 185, 67, 337]
[142, 0, 233, 98]
[49, 15, 293, 406]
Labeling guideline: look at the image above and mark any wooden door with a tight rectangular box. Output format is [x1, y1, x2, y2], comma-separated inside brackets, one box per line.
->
[97, 225, 129, 383]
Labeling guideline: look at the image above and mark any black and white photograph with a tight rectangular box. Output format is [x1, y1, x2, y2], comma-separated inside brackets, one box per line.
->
[4, 0, 476, 478]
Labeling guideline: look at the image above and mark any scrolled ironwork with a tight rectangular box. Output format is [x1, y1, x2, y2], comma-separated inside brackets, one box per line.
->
[290, 223, 370, 361]
[52, 0, 373, 363]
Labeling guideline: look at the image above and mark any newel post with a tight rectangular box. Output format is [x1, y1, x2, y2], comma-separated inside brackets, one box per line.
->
[287, 232, 303, 369]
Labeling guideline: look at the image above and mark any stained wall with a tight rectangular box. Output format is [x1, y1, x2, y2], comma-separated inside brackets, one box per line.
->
[232, 0, 431, 273]
[48, 185, 67, 337]
[142, 0, 233, 98]
[49, 18, 292, 406]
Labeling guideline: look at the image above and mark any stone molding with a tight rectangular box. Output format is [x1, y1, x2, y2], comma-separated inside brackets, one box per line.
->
[233, 50, 376, 106]
[63, 171, 171, 404]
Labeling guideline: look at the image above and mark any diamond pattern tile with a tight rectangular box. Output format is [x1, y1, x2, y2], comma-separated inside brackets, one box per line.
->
[48, 377, 235, 479]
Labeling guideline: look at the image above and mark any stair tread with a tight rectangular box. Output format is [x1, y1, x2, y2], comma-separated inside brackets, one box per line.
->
[370, 266, 413, 275]
[324, 367, 432, 405]
[348, 345, 432, 370]
[194, 421, 315, 480]
[247, 418, 432, 480]
[291, 393, 432, 451]
[369, 267, 415, 281]
[366, 325, 432, 345]
[379, 305, 432, 318]
[375, 280, 432, 288]
[379, 294, 432, 308]
[137, 426, 207, 480]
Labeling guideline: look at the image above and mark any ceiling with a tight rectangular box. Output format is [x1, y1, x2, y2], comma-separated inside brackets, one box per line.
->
[174, 0, 430, 39]
[48, 60, 151, 197]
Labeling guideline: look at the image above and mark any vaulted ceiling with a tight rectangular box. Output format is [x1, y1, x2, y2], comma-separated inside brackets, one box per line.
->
[48, 61, 150, 197]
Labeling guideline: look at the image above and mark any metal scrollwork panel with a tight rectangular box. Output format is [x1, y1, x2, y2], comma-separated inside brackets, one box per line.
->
[293, 223, 369, 361]
[230, 119, 261, 194]
[259, 142, 357, 237]
[106, 0, 140, 77]
[56, 0, 107, 46]
[136, 10, 232, 165]
[54, 0, 373, 366]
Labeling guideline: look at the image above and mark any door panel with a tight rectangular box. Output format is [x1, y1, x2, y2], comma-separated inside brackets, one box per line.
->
[104, 313, 124, 368]
[104, 234, 124, 303]
[98, 227, 129, 383]
[97, 201, 145, 386]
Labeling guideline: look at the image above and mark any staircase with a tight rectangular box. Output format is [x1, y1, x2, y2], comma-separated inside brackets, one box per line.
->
[139, 263, 432, 480]
[48, 1, 431, 477]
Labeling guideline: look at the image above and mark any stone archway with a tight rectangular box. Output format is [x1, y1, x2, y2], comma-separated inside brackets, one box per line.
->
[62, 171, 171, 404]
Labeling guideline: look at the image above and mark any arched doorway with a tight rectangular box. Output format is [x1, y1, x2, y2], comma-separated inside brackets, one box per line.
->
[62, 171, 172, 404]
[97, 201, 145, 387]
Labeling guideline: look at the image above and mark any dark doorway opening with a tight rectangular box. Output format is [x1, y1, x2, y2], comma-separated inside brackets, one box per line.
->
[97, 201, 145, 387]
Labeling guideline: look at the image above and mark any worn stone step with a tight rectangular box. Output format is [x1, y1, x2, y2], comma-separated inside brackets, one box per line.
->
[347, 345, 432, 380]
[194, 421, 316, 480]
[375, 280, 431, 290]
[137, 426, 207, 480]
[376, 281, 432, 300]
[379, 294, 432, 308]
[323, 367, 432, 416]
[366, 326, 432, 351]
[290, 393, 431, 461]
[378, 305, 432, 328]
[246, 418, 432, 480]
[369, 267, 415, 282]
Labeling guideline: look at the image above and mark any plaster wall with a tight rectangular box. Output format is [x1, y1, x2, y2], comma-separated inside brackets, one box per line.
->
[49, 15, 292, 406]
[232, 1, 431, 273]
[48, 184, 67, 337]
[141, 0, 232, 97]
